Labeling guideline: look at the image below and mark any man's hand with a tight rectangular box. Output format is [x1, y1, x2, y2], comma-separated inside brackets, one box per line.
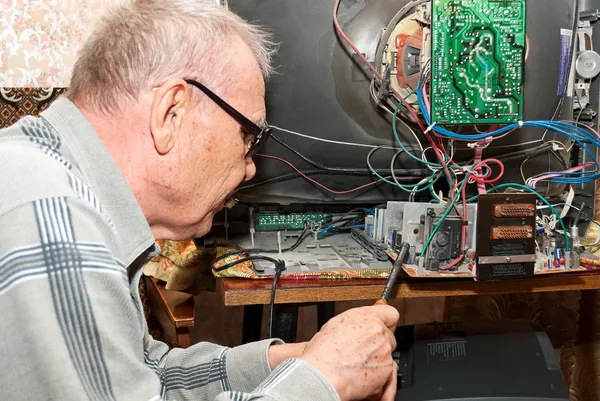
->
[298, 305, 399, 401]
[268, 342, 307, 370]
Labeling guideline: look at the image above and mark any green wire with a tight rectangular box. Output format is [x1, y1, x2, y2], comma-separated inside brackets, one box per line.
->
[404, 87, 418, 99]
[465, 183, 570, 251]
[392, 101, 439, 166]
[392, 101, 477, 174]
[366, 147, 406, 187]
[421, 172, 470, 256]
[389, 91, 571, 253]
[366, 146, 443, 194]
[390, 147, 442, 191]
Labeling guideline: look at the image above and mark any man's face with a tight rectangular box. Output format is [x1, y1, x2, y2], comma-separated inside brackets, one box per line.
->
[176, 38, 265, 238]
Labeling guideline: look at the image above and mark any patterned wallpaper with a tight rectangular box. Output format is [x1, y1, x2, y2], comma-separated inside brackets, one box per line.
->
[0, 0, 126, 87]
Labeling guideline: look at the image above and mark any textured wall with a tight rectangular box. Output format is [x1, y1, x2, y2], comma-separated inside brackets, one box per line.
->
[0, 0, 125, 87]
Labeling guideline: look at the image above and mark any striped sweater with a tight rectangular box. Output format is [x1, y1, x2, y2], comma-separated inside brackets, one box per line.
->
[0, 97, 339, 401]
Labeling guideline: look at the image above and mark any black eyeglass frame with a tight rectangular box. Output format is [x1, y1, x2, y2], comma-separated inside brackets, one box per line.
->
[185, 79, 271, 157]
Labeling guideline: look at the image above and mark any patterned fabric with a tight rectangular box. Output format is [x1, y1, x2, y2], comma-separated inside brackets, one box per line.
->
[144, 239, 215, 293]
[0, 1, 125, 86]
[0, 88, 66, 128]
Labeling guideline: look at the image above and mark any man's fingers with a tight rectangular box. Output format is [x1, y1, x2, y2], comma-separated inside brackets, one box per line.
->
[383, 326, 397, 351]
[381, 362, 398, 401]
[367, 305, 400, 330]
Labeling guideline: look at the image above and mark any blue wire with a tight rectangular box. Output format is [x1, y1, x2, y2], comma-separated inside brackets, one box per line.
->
[416, 79, 600, 185]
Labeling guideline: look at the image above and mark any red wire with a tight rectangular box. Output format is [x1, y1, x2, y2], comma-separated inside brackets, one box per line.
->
[332, 0, 459, 197]
[439, 158, 504, 271]
[418, 75, 454, 188]
[257, 154, 414, 195]
[332, 0, 426, 133]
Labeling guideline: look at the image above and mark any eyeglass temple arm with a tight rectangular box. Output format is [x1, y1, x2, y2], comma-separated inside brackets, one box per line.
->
[184, 79, 263, 136]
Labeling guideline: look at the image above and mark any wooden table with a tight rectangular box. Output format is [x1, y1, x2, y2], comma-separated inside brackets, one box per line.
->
[219, 273, 600, 342]
[146, 277, 195, 347]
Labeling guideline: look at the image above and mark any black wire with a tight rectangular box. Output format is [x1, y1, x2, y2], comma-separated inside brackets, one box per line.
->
[483, 142, 553, 160]
[268, 260, 286, 338]
[212, 254, 283, 272]
[270, 133, 421, 175]
[271, 134, 376, 174]
[234, 142, 557, 194]
[235, 168, 431, 193]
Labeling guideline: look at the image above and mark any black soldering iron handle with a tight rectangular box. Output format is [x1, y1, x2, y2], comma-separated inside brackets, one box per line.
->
[573, 202, 585, 227]
[380, 242, 410, 302]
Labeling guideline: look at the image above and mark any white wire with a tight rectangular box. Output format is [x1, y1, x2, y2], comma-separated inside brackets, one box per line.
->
[359, 87, 426, 158]
[270, 125, 397, 150]
[409, 176, 431, 202]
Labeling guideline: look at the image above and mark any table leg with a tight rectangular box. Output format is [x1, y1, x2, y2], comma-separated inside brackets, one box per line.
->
[272, 304, 299, 343]
[317, 302, 335, 329]
[242, 304, 264, 344]
[176, 328, 191, 348]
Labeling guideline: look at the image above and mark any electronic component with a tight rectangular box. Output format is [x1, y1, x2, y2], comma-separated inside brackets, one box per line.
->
[491, 225, 533, 240]
[255, 212, 328, 231]
[476, 194, 536, 280]
[384, 202, 477, 275]
[493, 203, 535, 218]
[422, 211, 463, 271]
[574, 21, 598, 114]
[377, 1, 431, 115]
[241, 232, 391, 274]
[351, 228, 389, 261]
[431, 0, 526, 124]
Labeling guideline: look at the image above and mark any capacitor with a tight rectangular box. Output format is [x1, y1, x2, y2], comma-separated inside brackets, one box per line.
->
[554, 248, 562, 261]
[465, 249, 476, 262]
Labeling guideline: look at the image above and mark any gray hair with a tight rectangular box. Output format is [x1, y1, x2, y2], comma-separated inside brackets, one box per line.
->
[67, 0, 276, 114]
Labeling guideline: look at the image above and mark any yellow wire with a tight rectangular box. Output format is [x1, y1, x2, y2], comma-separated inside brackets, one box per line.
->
[431, 189, 443, 203]
[520, 157, 529, 184]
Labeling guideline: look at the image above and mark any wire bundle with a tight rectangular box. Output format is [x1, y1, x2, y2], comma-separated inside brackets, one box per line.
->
[230, 0, 587, 269]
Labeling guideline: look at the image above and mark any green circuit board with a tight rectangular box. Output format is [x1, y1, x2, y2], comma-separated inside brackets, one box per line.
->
[431, 0, 526, 125]
[255, 213, 328, 231]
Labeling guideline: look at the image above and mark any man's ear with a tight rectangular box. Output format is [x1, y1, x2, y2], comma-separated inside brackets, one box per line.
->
[149, 78, 191, 155]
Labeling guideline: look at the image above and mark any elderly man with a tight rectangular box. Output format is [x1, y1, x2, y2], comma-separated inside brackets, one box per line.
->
[0, 1, 399, 400]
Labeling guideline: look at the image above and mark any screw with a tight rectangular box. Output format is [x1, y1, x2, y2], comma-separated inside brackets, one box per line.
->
[506, 257, 512, 262]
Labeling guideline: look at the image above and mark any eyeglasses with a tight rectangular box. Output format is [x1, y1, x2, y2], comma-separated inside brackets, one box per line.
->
[184, 79, 271, 157]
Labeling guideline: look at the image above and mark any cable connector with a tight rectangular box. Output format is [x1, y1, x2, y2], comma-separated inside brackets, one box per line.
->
[518, 121, 524, 128]
[424, 122, 437, 134]
[377, 66, 392, 100]
[274, 260, 287, 274]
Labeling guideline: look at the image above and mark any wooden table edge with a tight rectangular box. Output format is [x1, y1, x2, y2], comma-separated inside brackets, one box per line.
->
[219, 274, 600, 306]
